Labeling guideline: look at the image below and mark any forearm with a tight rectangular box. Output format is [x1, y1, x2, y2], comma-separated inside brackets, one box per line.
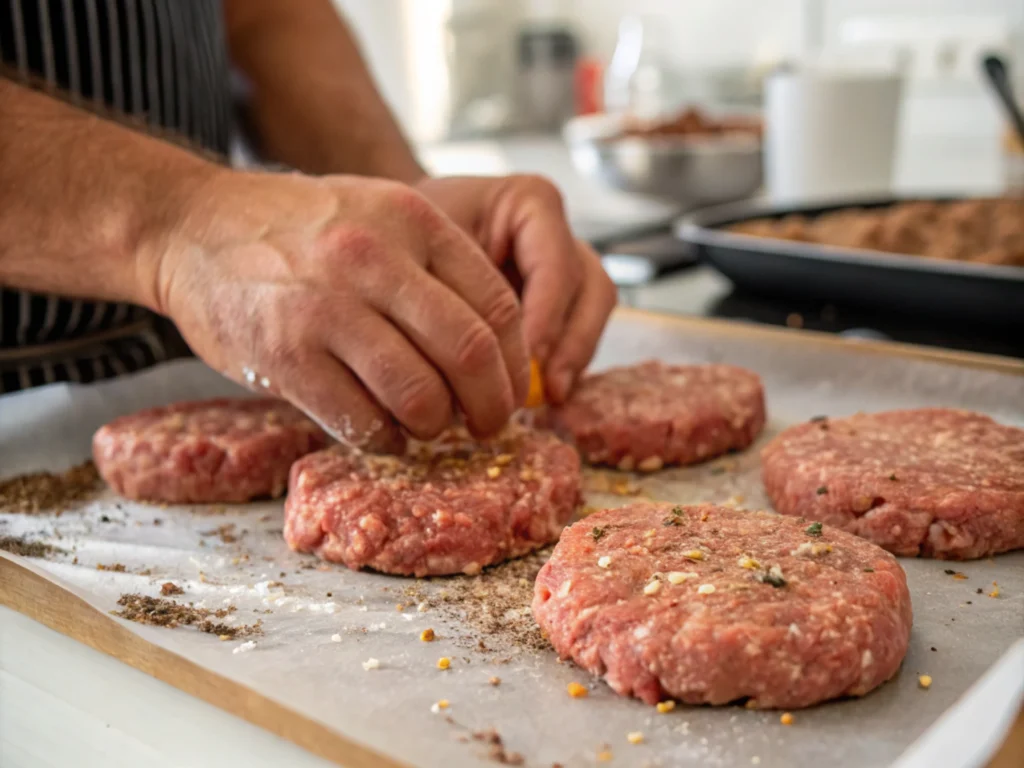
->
[0, 78, 219, 311]
[225, 0, 425, 183]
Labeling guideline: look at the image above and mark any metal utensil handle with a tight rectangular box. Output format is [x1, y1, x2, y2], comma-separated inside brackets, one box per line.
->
[982, 54, 1024, 147]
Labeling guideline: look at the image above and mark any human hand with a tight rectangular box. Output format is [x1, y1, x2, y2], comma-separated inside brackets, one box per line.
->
[148, 169, 530, 450]
[415, 175, 617, 403]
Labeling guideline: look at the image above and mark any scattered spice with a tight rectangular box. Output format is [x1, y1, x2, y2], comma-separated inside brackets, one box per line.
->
[683, 550, 705, 561]
[756, 565, 787, 589]
[160, 582, 184, 596]
[0, 461, 101, 514]
[200, 523, 238, 544]
[662, 516, 683, 527]
[643, 579, 662, 596]
[976, 588, 984, 594]
[918, 674, 932, 689]
[421, 628, 436, 642]
[362, 658, 381, 671]
[809, 415, 828, 423]
[626, 731, 644, 745]
[567, 682, 588, 699]
[0, 535, 63, 558]
[471, 728, 523, 766]
[804, 522, 823, 537]
[780, 713, 794, 726]
[591, 526, 607, 542]
[930, 647, 937, 652]
[437, 656, 452, 670]
[656, 700, 676, 714]
[988, 582, 1001, 598]
[112, 594, 261, 639]
[96, 563, 127, 572]
[596, 750, 613, 762]
[816, 486, 828, 495]
[709, 466, 727, 476]
[431, 699, 450, 713]
[863, 567, 875, 573]
[889, 473, 898, 481]
[697, 583, 716, 595]
[489, 676, 501, 686]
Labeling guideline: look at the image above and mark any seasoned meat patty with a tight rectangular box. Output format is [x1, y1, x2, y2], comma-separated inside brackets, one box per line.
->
[284, 426, 581, 576]
[761, 409, 1024, 559]
[533, 502, 912, 709]
[547, 361, 765, 471]
[93, 398, 328, 503]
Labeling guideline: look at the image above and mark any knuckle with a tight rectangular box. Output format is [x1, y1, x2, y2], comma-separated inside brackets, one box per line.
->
[323, 225, 383, 269]
[394, 375, 449, 435]
[483, 287, 522, 334]
[386, 184, 440, 225]
[453, 320, 501, 372]
[517, 174, 564, 206]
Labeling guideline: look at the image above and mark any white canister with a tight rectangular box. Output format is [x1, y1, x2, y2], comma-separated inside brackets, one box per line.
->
[764, 65, 904, 202]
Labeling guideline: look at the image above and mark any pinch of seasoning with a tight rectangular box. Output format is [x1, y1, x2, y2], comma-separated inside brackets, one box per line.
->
[437, 656, 451, 670]
[780, 712, 794, 726]
[988, 582, 1001, 598]
[596, 750, 613, 762]
[591, 526, 607, 542]
[362, 658, 380, 671]
[667, 571, 696, 585]
[489, 676, 501, 686]
[643, 579, 662, 596]
[656, 700, 676, 714]
[737, 555, 760, 570]
[627, 731, 644, 745]
[697, 584, 716, 595]
[567, 682, 589, 698]
[430, 699, 450, 714]
[816, 486, 828, 495]
[683, 550, 705, 561]
[417, 602, 429, 612]
[918, 674, 932, 689]
[395, 603, 405, 612]
[486, 466, 502, 479]
[805, 521, 823, 537]
[598, 556, 612, 569]
[420, 628, 436, 642]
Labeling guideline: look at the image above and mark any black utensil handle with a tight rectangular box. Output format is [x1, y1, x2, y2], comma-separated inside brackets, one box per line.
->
[982, 54, 1024, 146]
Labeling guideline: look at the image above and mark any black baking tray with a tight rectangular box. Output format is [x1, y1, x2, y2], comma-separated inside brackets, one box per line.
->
[674, 196, 1024, 326]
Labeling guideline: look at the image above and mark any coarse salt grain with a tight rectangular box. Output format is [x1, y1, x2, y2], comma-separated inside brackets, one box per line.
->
[362, 658, 380, 671]
[430, 699, 450, 713]
[643, 579, 661, 596]
[684, 550, 704, 561]
[697, 584, 716, 595]
[737, 555, 759, 569]
[417, 602, 429, 612]
[598, 556, 612, 569]
[667, 571, 696, 584]
[330, 634, 342, 642]
[627, 731, 644, 745]
[233, 641, 256, 654]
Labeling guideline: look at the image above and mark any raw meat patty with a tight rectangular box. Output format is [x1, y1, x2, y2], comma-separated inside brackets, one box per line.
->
[533, 502, 912, 709]
[93, 398, 328, 503]
[284, 426, 582, 576]
[761, 409, 1024, 559]
[547, 361, 766, 471]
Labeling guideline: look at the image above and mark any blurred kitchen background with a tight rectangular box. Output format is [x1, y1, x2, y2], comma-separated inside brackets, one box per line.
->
[306, 0, 1024, 357]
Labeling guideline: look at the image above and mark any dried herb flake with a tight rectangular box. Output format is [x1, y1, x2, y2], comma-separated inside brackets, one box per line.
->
[816, 486, 828, 495]
[590, 526, 607, 542]
[805, 522, 823, 537]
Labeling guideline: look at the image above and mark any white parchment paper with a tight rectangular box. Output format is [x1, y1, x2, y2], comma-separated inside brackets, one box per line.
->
[1, 313, 1022, 768]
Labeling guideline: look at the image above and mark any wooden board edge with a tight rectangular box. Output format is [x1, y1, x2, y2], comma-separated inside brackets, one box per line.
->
[0, 554, 408, 768]
[613, 307, 1024, 376]
[987, 707, 1024, 768]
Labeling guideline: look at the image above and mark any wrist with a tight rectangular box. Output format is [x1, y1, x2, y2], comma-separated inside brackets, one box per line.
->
[132, 158, 231, 316]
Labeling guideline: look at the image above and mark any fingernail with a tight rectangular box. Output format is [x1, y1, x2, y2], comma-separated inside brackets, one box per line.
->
[549, 369, 573, 402]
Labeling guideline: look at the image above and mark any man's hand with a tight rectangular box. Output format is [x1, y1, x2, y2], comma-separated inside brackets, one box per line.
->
[416, 175, 618, 403]
[152, 169, 530, 450]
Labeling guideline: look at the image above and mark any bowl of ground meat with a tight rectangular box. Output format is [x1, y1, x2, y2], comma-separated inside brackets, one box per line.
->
[564, 106, 763, 206]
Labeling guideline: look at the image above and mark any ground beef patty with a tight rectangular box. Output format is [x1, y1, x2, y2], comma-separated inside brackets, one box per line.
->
[547, 361, 765, 471]
[93, 398, 328, 503]
[761, 409, 1024, 559]
[284, 426, 582, 576]
[533, 503, 911, 709]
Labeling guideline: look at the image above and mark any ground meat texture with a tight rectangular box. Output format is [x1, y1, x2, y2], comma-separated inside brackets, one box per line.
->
[284, 426, 582, 576]
[547, 361, 765, 471]
[533, 503, 912, 709]
[761, 409, 1024, 559]
[93, 399, 328, 503]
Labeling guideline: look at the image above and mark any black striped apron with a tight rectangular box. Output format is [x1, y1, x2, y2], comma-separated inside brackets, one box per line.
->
[0, 0, 232, 392]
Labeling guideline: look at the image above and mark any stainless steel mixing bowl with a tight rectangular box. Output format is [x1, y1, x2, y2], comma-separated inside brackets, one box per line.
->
[564, 112, 763, 207]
